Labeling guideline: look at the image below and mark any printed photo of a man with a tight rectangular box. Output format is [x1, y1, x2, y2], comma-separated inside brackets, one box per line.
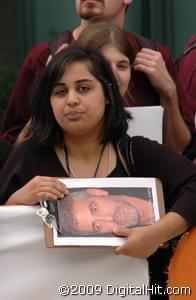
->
[56, 188, 155, 237]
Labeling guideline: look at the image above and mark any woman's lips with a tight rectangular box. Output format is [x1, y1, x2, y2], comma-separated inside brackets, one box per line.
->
[64, 111, 84, 120]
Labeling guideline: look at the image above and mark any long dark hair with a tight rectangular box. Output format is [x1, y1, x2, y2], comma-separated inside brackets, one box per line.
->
[28, 46, 131, 147]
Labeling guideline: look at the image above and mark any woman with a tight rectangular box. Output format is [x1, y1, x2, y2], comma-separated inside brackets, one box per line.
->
[15, 21, 133, 145]
[75, 20, 134, 102]
[75, 20, 191, 154]
[0, 47, 195, 298]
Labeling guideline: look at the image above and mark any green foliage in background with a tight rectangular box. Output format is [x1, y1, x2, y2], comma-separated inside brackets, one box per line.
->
[0, 66, 17, 129]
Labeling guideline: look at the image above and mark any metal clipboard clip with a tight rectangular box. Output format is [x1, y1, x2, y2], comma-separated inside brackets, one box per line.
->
[36, 200, 55, 229]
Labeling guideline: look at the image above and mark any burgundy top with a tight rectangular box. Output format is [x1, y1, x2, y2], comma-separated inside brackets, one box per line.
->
[177, 35, 196, 159]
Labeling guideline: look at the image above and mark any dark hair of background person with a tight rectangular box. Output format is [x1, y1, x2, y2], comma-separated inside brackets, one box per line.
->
[74, 19, 134, 66]
[27, 46, 131, 147]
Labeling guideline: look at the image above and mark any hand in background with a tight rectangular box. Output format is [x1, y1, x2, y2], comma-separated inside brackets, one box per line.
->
[134, 48, 177, 107]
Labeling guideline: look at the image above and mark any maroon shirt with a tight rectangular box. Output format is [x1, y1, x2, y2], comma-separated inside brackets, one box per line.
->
[0, 31, 191, 143]
[177, 35, 196, 159]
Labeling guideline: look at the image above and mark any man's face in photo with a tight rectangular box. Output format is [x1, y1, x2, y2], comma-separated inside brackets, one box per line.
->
[59, 189, 154, 235]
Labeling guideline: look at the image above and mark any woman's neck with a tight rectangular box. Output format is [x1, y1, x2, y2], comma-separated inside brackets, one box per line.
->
[64, 137, 103, 160]
[55, 139, 116, 178]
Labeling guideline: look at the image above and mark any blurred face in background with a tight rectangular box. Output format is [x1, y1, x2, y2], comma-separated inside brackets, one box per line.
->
[100, 44, 131, 96]
[75, 0, 129, 21]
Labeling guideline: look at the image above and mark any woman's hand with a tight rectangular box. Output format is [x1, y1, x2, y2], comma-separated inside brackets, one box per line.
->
[6, 176, 69, 205]
[113, 225, 162, 258]
[113, 212, 189, 258]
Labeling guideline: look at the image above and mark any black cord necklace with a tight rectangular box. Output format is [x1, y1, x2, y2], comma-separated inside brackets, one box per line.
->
[64, 144, 106, 178]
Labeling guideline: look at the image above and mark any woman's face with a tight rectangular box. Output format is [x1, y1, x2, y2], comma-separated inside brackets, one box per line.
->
[50, 61, 106, 141]
[100, 44, 131, 96]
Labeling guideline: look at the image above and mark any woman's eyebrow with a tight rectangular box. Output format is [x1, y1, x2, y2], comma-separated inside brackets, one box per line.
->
[53, 82, 65, 88]
[75, 79, 93, 84]
[53, 79, 93, 88]
[118, 59, 130, 64]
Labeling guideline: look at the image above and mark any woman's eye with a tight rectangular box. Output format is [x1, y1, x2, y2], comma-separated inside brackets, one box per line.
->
[118, 64, 129, 70]
[53, 89, 66, 96]
[78, 86, 90, 93]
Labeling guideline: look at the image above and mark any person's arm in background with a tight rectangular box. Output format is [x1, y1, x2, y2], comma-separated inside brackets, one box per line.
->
[0, 44, 49, 144]
[177, 35, 196, 162]
[134, 46, 191, 154]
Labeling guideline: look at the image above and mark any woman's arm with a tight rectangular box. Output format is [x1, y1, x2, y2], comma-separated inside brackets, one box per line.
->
[115, 136, 196, 258]
[113, 212, 188, 258]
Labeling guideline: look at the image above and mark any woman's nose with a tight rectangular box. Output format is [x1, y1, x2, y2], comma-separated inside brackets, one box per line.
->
[111, 65, 118, 79]
[66, 90, 79, 106]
